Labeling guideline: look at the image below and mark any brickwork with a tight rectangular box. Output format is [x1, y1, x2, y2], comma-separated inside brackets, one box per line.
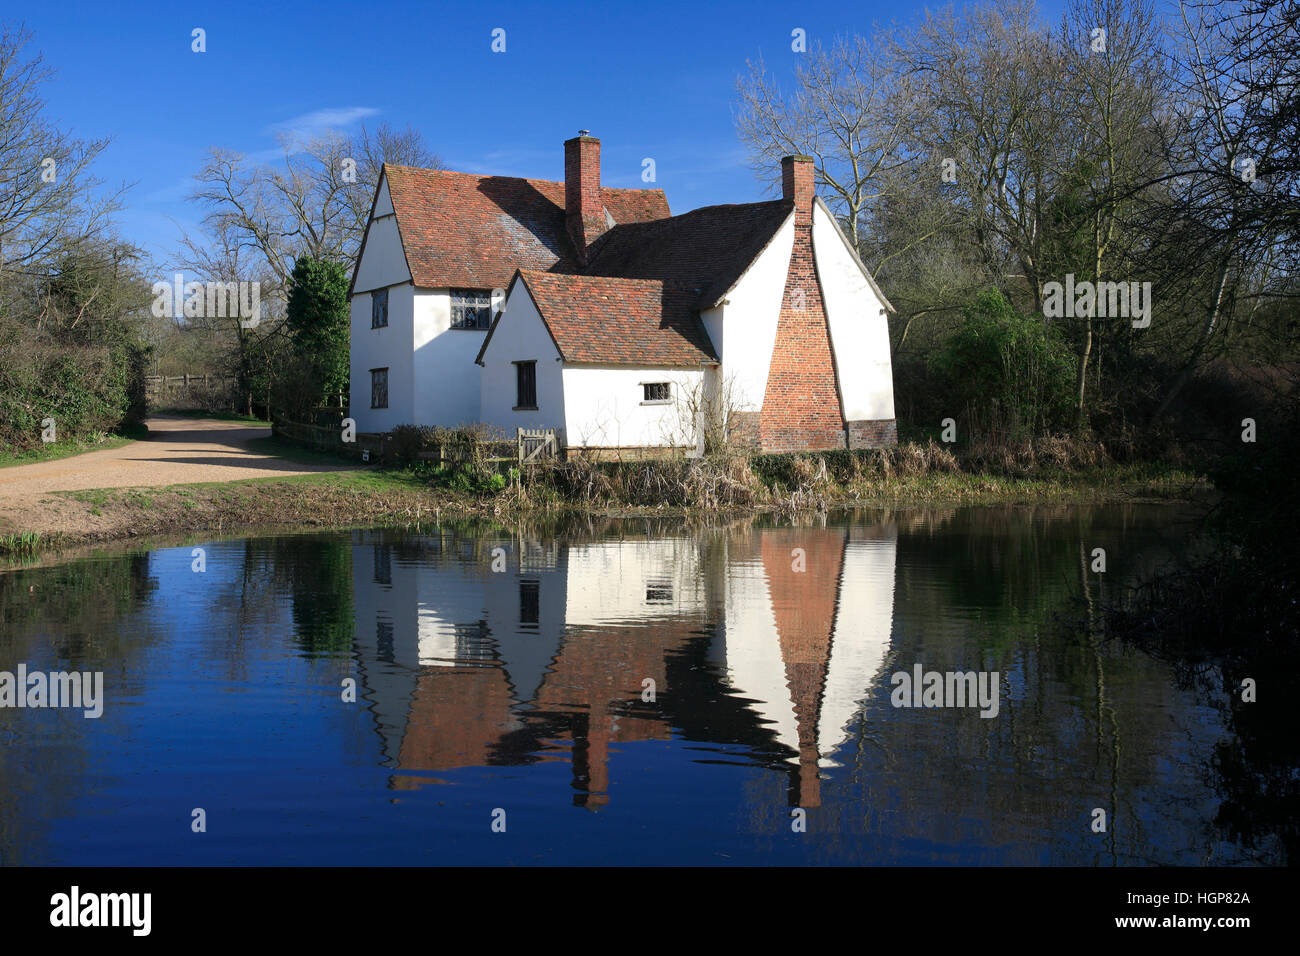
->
[759, 224, 848, 450]
[846, 418, 898, 449]
[727, 410, 762, 453]
[564, 134, 608, 261]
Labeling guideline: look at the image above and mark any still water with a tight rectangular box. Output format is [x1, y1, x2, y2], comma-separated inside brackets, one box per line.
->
[0, 504, 1278, 865]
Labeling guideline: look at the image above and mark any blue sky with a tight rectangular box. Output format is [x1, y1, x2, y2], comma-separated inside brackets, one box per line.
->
[17, 0, 1064, 267]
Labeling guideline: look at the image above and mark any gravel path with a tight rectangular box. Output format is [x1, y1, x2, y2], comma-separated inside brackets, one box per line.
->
[0, 415, 352, 501]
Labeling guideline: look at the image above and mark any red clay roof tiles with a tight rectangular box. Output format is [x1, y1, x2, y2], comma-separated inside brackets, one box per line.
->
[517, 271, 718, 366]
[378, 163, 799, 367]
[383, 164, 669, 291]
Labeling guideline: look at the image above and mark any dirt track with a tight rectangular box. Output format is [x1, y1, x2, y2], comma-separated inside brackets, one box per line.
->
[0, 415, 351, 502]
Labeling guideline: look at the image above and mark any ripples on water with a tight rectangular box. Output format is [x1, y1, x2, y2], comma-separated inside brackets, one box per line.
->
[0, 504, 1276, 865]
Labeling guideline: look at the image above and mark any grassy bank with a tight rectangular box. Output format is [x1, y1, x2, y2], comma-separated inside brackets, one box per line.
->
[0, 426, 145, 469]
[508, 438, 1204, 513]
[0, 435, 1205, 560]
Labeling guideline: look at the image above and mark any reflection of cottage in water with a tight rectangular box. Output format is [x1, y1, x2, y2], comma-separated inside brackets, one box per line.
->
[350, 521, 896, 807]
[712, 523, 896, 806]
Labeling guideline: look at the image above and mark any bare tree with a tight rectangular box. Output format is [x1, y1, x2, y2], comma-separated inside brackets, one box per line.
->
[735, 34, 917, 249]
[0, 25, 122, 302]
[185, 121, 440, 296]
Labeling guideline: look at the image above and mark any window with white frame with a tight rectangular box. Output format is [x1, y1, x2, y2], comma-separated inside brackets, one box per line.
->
[642, 382, 671, 404]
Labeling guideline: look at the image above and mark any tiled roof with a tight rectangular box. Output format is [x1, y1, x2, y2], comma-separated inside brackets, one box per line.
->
[581, 200, 794, 308]
[515, 271, 719, 366]
[383, 164, 670, 290]
[378, 162, 805, 368]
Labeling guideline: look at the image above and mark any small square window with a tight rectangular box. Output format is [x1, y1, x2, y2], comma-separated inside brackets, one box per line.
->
[372, 288, 388, 329]
[370, 368, 388, 409]
[643, 382, 671, 403]
[451, 289, 494, 330]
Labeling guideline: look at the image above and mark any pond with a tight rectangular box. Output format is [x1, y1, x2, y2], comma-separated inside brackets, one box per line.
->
[0, 503, 1279, 865]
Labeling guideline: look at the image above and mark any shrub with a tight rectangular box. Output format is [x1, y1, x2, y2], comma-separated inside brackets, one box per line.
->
[931, 289, 1076, 439]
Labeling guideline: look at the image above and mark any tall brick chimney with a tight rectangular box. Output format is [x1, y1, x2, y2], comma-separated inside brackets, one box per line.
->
[565, 131, 607, 263]
[781, 155, 816, 226]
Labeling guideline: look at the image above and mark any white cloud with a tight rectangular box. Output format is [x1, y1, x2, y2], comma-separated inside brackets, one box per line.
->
[266, 106, 381, 150]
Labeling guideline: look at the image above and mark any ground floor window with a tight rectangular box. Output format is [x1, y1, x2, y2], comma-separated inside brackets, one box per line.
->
[642, 381, 671, 403]
[370, 368, 388, 409]
[514, 361, 537, 409]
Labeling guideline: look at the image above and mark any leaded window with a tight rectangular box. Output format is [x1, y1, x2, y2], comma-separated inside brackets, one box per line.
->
[450, 289, 493, 330]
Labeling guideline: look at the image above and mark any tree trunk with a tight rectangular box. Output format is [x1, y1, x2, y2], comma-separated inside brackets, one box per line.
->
[1075, 317, 1092, 430]
[1150, 245, 1234, 424]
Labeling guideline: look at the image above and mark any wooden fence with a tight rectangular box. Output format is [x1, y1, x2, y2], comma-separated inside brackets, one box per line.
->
[273, 419, 559, 468]
[146, 373, 236, 405]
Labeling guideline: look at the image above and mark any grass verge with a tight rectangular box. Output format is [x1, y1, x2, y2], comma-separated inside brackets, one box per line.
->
[0, 429, 143, 469]
[0, 436, 1207, 557]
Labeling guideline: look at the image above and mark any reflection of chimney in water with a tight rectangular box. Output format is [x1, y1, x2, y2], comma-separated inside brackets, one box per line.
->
[761, 528, 848, 809]
[790, 744, 823, 809]
[572, 707, 613, 810]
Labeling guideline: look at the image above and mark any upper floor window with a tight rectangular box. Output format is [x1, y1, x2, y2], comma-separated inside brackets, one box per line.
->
[450, 289, 493, 330]
[371, 288, 388, 328]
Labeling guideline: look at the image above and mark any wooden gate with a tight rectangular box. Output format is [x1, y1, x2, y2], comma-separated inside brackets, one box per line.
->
[517, 428, 557, 464]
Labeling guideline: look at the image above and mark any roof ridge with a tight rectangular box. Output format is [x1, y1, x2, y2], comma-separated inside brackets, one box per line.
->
[385, 163, 664, 195]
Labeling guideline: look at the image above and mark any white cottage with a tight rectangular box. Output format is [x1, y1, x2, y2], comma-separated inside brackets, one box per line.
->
[348, 131, 897, 453]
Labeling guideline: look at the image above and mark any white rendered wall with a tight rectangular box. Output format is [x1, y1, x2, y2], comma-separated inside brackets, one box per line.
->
[349, 173, 417, 432]
[413, 289, 488, 427]
[813, 201, 896, 421]
[478, 286, 566, 440]
[349, 283, 414, 433]
[561, 366, 706, 448]
[702, 212, 795, 414]
[351, 178, 408, 295]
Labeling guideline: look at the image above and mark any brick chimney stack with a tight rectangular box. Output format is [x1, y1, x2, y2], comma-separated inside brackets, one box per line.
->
[781, 155, 816, 226]
[565, 131, 607, 263]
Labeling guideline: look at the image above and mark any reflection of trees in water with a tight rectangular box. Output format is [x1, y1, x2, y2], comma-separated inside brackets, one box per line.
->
[270, 535, 355, 656]
[804, 503, 1230, 865]
[1110, 596, 1298, 864]
[347, 505, 1252, 862]
[1210, 678, 1298, 864]
[0, 551, 158, 864]
[1, 505, 1266, 864]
